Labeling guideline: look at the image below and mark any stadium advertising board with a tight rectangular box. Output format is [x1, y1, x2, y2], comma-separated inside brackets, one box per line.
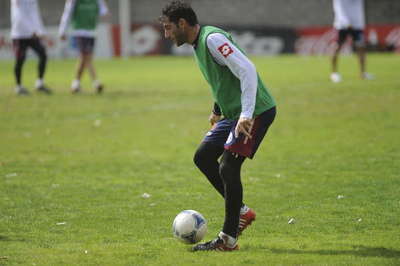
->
[116, 24, 297, 56]
[296, 25, 400, 55]
[1, 24, 399, 58]
[110, 23, 400, 56]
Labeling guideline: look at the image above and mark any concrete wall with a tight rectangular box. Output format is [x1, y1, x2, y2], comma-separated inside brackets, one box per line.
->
[1, 0, 399, 28]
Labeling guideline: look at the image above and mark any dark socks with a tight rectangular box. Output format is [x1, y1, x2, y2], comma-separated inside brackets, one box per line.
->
[219, 151, 245, 238]
[38, 52, 47, 79]
[193, 142, 246, 238]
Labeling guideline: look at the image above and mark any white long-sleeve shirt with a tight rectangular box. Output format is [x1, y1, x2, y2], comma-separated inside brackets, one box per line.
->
[333, 0, 365, 30]
[206, 33, 258, 119]
[11, 0, 46, 39]
[58, 0, 109, 37]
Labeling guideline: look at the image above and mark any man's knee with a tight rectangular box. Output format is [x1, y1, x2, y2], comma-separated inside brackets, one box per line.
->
[193, 143, 211, 167]
[193, 142, 222, 168]
[39, 51, 47, 62]
[219, 160, 234, 183]
[32, 42, 47, 61]
[193, 146, 204, 167]
[15, 54, 26, 67]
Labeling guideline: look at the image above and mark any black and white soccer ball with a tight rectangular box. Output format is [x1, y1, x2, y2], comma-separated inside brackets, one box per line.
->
[172, 210, 207, 244]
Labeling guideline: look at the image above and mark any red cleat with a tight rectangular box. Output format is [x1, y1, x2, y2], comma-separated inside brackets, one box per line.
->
[239, 208, 256, 235]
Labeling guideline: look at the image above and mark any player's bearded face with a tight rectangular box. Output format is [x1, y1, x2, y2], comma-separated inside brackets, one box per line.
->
[163, 19, 186, 47]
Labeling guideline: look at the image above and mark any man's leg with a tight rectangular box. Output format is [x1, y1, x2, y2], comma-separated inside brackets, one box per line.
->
[193, 107, 276, 252]
[193, 142, 225, 198]
[192, 150, 245, 252]
[30, 38, 51, 93]
[330, 44, 344, 83]
[76, 54, 87, 81]
[70, 37, 86, 93]
[355, 45, 367, 78]
[29, 38, 47, 81]
[12, 39, 29, 95]
[352, 30, 372, 80]
[331, 44, 341, 74]
[219, 151, 246, 238]
[221, 106, 276, 237]
[331, 29, 347, 83]
[86, 54, 97, 81]
[79, 37, 103, 93]
[71, 52, 87, 93]
[194, 141, 254, 231]
[86, 53, 103, 93]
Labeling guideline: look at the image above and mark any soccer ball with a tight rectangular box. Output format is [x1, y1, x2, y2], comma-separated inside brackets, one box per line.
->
[172, 210, 207, 244]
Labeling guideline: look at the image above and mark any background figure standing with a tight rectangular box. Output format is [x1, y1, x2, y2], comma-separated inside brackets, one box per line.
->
[59, 0, 109, 94]
[11, 0, 52, 95]
[330, 0, 373, 83]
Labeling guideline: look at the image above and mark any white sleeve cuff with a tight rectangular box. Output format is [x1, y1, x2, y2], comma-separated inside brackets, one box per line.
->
[240, 113, 253, 119]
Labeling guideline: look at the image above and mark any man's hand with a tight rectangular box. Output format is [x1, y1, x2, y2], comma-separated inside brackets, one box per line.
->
[234, 117, 254, 144]
[209, 113, 221, 126]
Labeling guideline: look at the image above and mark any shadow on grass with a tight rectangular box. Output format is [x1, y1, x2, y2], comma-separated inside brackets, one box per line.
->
[269, 245, 400, 258]
[0, 235, 27, 242]
[0, 235, 10, 241]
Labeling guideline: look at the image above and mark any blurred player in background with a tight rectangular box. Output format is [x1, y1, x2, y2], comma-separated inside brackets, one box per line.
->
[330, 0, 373, 83]
[161, 1, 276, 251]
[59, 0, 109, 94]
[11, 0, 52, 95]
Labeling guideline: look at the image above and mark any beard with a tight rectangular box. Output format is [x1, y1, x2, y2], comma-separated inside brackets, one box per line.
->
[174, 31, 186, 47]
[175, 39, 185, 46]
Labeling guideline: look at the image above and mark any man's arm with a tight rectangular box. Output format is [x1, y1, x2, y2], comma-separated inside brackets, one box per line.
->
[206, 33, 257, 140]
[206, 33, 257, 119]
[209, 102, 221, 126]
[212, 102, 221, 116]
[58, 0, 76, 38]
[98, 0, 109, 17]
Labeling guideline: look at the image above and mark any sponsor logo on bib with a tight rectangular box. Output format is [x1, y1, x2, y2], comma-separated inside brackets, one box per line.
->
[218, 43, 234, 58]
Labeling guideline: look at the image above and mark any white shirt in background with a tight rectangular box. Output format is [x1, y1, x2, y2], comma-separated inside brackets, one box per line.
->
[333, 0, 365, 30]
[206, 33, 258, 119]
[11, 0, 46, 39]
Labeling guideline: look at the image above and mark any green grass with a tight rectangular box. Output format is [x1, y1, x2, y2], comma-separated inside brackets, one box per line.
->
[0, 54, 399, 265]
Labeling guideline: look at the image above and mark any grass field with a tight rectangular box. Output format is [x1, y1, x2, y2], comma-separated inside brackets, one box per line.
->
[0, 53, 399, 265]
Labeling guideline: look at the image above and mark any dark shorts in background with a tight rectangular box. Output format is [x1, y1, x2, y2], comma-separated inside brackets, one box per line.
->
[202, 107, 276, 159]
[73, 36, 95, 54]
[337, 28, 365, 47]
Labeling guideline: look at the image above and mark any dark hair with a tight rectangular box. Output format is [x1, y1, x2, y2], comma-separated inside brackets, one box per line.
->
[162, 1, 198, 26]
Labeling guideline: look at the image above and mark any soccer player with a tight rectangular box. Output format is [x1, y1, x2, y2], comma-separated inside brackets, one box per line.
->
[58, 0, 109, 94]
[330, 0, 373, 83]
[161, 1, 276, 251]
[11, 0, 52, 95]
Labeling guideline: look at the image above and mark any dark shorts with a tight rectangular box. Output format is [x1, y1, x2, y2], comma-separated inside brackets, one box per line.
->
[73, 36, 95, 54]
[202, 107, 276, 159]
[12, 37, 46, 59]
[337, 28, 365, 47]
